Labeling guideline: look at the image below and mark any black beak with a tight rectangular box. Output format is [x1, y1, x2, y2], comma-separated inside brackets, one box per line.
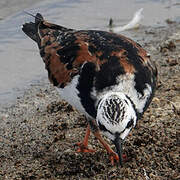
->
[114, 136, 123, 166]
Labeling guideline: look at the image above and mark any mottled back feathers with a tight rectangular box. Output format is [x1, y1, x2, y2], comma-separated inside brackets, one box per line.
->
[22, 13, 157, 118]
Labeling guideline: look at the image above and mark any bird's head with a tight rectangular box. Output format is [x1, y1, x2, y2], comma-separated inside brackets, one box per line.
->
[96, 92, 137, 165]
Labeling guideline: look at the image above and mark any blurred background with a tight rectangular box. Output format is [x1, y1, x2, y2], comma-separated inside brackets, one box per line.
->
[0, 0, 179, 107]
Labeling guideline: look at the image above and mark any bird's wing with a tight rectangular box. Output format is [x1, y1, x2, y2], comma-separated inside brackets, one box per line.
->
[23, 13, 156, 89]
[38, 28, 99, 88]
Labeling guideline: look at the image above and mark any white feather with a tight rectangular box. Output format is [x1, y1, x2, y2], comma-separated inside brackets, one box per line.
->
[115, 74, 152, 113]
[94, 73, 152, 114]
[112, 8, 143, 33]
[96, 92, 137, 141]
[56, 75, 89, 118]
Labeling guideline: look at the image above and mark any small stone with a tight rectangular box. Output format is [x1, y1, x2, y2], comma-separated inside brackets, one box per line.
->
[166, 58, 178, 66]
[160, 40, 176, 53]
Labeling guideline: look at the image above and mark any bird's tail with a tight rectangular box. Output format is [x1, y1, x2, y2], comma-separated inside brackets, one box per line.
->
[22, 13, 43, 44]
[22, 12, 73, 47]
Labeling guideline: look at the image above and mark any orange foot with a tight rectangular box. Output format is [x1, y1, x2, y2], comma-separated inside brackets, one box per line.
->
[109, 152, 127, 165]
[75, 142, 96, 153]
[122, 154, 128, 162]
[109, 151, 119, 166]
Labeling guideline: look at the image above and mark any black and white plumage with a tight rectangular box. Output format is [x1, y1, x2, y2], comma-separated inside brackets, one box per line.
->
[97, 92, 137, 140]
[22, 13, 157, 166]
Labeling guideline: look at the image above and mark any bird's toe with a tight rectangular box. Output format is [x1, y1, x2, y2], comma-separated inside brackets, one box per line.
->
[75, 142, 96, 153]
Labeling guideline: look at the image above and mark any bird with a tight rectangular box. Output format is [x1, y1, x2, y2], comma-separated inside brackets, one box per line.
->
[22, 13, 157, 166]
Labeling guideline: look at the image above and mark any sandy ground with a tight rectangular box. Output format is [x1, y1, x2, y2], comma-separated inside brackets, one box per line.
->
[0, 20, 180, 179]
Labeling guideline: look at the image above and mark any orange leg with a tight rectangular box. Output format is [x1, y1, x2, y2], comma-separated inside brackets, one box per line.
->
[75, 124, 126, 165]
[93, 130, 120, 165]
[76, 124, 95, 153]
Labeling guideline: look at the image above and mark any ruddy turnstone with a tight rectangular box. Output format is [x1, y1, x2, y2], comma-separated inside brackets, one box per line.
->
[22, 13, 157, 166]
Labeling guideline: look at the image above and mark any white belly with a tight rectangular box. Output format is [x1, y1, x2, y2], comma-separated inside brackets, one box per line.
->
[56, 75, 87, 115]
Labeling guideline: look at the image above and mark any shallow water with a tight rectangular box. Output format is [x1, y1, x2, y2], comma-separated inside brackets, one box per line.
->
[0, 0, 179, 107]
